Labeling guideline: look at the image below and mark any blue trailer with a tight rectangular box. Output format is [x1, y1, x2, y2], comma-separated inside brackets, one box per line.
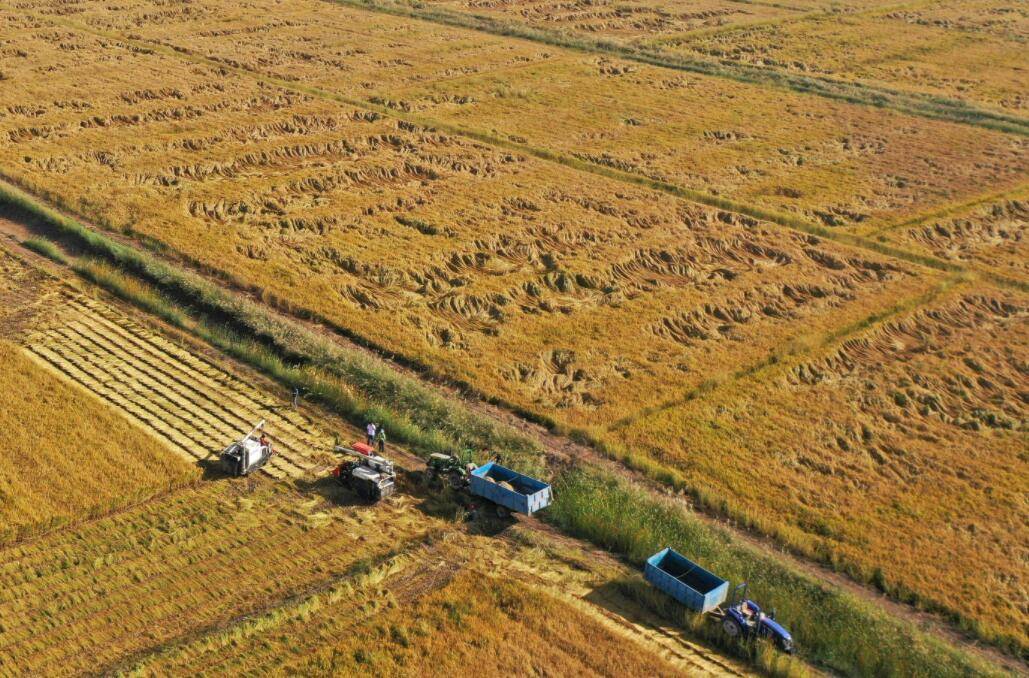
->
[645, 547, 729, 613]
[646, 548, 795, 653]
[469, 461, 552, 517]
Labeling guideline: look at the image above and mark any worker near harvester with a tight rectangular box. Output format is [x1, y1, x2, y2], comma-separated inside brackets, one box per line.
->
[259, 432, 273, 455]
[366, 422, 377, 446]
[375, 426, 387, 454]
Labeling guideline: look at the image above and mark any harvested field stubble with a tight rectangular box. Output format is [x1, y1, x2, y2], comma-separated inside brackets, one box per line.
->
[608, 286, 1029, 650]
[0, 479, 444, 675]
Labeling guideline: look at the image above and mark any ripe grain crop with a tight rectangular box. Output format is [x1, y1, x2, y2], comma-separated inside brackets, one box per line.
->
[3, 0, 1026, 662]
[0, 479, 445, 675]
[0, 339, 199, 546]
[879, 196, 1028, 281]
[125, 537, 703, 677]
[0, 13, 941, 434]
[668, 0, 1028, 114]
[30, 0, 1028, 233]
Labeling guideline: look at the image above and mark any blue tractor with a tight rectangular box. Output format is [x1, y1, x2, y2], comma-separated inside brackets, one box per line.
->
[715, 583, 794, 654]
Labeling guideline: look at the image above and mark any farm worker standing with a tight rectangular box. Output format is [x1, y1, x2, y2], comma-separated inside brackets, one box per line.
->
[366, 422, 377, 446]
[259, 432, 273, 454]
[375, 426, 387, 455]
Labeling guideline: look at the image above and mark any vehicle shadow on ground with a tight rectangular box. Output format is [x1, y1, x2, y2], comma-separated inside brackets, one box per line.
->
[291, 475, 372, 508]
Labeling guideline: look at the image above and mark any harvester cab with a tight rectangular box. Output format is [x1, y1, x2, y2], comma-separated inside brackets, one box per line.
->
[721, 583, 794, 654]
[333, 442, 396, 502]
[220, 420, 273, 477]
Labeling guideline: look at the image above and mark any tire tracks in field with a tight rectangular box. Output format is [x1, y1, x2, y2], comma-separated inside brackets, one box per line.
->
[24, 291, 332, 480]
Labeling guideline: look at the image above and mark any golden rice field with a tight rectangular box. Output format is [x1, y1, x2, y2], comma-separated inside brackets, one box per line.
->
[29, 0, 1028, 232]
[379, 0, 1028, 114]
[608, 282, 1028, 647]
[1, 0, 1027, 665]
[124, 527, 741, 676]
[0, 248, 198, 546]
[667, 0, 1029, 113]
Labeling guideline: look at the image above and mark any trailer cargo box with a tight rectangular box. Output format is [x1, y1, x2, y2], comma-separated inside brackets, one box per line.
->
[645, 547, 728, 613]
[469, 461, 552, 515]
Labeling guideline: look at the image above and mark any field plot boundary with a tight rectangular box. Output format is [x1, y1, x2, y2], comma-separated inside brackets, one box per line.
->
[24, 13, 1028, 296]
[325, 0, 1029, 136]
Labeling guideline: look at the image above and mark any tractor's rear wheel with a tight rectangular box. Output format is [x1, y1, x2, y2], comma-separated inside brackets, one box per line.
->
[722, 618, 743, 639]
[495, 504, 511, 519]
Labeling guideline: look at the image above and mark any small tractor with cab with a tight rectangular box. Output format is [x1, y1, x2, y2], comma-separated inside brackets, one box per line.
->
[332, 442, 397, 502]
[220, 420, 274, 477]
[712, 583, 794, 654]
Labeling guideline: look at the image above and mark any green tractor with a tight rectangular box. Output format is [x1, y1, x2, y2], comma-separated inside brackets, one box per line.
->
[424, 452, 476, 490]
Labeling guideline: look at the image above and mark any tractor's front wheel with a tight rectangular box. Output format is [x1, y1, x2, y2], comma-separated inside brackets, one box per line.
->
[448, 472, 464, 490]
[722, 618, 743, 639]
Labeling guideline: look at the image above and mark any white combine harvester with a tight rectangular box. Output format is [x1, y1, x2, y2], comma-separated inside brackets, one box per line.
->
[220, 420, 274, 477]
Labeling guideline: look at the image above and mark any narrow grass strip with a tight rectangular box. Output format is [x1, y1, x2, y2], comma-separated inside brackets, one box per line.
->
[546, 469, 1006, 677]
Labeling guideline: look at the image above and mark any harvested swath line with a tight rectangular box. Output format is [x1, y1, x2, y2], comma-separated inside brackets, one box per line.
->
[58, 312, 319, 464]
[28, 332, 306, 478]
[67, 295, 330, 443]
[26, 295, 329, 476]
[43, 322, 306, 471]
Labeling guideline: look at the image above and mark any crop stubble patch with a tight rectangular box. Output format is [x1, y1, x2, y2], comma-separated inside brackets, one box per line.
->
[25, 292, 334, 479]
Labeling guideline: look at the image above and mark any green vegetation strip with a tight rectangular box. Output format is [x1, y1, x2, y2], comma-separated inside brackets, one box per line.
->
[331, 0, 1029, 137]
[547, 469, 1004, 677]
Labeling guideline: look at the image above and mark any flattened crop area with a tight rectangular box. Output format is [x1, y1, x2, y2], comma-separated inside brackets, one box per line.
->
[26, 0, 1028, 233]
[877, 195, 1028, 281]
[671, 0, 1029, 114]
[609, 284, 1029, 646]
[1, 10, 939, 433]
[25, 291, 335, 479]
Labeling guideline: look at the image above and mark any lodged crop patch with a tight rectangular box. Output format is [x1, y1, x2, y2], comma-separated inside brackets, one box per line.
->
[881, 195, 1028, 283]
[666, 0, 1029, 114]
[23, 0, 1028, 233]
[0, 12, 937, 433]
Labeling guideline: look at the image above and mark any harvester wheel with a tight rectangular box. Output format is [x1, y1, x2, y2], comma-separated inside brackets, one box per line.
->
[722, 618, 742, 639]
